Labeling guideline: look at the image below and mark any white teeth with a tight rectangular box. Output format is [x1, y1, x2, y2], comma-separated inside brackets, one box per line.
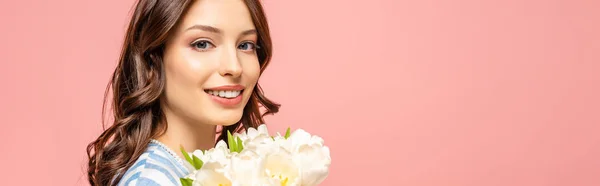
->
[207, 90, 241, 98]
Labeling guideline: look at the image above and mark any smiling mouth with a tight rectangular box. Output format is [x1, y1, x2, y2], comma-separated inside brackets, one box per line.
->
[204, 89, 244, 99]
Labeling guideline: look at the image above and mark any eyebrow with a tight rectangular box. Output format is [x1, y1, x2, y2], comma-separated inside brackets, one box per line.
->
[186, 25, 222, 34]
[240, 29, 257, 36]
[185, 24, 257, 36]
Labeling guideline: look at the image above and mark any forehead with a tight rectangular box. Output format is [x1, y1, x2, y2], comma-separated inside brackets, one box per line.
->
[177, 0, 255, 32]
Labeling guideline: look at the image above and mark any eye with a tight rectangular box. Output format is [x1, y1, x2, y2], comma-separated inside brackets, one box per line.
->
[191, 39, 215, 51]
[238, 41, 259, 51]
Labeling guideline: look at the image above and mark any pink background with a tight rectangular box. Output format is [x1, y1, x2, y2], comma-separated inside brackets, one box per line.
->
[1, 0, 599, 185]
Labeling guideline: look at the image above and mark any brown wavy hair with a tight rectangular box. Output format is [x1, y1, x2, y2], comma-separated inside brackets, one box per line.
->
[86, 0, 279, 185]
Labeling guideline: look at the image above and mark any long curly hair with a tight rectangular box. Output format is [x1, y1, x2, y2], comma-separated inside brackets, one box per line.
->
[86, 0, 279, 185]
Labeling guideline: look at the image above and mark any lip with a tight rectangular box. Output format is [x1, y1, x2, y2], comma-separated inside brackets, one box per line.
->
[204, 84, 245, 91]
[204, 84, 245, 107]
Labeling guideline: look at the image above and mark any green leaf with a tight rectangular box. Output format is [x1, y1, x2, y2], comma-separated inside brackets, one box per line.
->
[180, 145, 193, 165]
[192, 154, 204, 170]
[180, 178, 193, 186]
[227, 130, 237, 152]
[236, 136, 243, 152]
[284, 127, 291, 139]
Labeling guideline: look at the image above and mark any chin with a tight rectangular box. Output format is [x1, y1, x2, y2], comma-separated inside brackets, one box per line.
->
[208, 111, 244, 126]
[215, 119, 242, 126]
[198, 93, 251, 126]
[220, 121, 240, 126]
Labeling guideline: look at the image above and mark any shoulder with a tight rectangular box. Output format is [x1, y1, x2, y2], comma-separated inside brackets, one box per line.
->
[118, 169, 177, 186]
[117, 143, 191, 186]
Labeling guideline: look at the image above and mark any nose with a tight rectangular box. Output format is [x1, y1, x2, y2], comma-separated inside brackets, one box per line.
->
[218, 46, 242, 77]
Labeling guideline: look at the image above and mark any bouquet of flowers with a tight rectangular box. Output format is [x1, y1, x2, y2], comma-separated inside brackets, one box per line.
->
[179, 124, 331, 186]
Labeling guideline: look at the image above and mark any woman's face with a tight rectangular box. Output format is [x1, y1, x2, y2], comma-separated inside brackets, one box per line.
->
[161, 0, 260, 126]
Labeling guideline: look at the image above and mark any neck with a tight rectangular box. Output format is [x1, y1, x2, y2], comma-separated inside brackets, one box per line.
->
[156, 106, 216, 159]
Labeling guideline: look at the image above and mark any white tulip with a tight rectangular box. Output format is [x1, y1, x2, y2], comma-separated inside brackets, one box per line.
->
[273, 129, 331, 186]
[192, 161, 232, 186]
[245, 125, 271, 142]
[293, 143, 331, 186]
[227, 149, 278, 186]
[271, 135, 289, 149]
[215, 140, 230, 150]
[244, 126, 259, 139]
[181, 124, 331, 186]
[309, 135, 325, 146]
[287, 129, 313, 151]
[245, 135, 278, 155]
[256, 124, 270, 136]
[233, 131, 249, 142]
[191, 149, 204, 159]
[232, 124, 269, 147]
[263, 147, 300, 186]
[194, 140, 231, 166]
[242, 124, 276, 155]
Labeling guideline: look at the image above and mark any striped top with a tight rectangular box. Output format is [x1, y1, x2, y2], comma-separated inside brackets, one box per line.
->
[117, 140, 193, 186]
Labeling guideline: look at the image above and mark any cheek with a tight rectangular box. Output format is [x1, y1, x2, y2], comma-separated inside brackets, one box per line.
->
[164, 48, 214, 96]
[242, 56, 261, 83]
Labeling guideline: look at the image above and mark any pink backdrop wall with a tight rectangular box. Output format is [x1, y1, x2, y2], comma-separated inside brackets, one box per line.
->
[1, 0, 599, 185]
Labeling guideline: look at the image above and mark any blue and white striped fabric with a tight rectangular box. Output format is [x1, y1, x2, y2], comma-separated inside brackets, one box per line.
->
[118, 140, 192, 186]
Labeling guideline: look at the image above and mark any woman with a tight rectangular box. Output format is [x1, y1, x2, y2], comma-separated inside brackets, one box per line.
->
[86, 0, 279, 185]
